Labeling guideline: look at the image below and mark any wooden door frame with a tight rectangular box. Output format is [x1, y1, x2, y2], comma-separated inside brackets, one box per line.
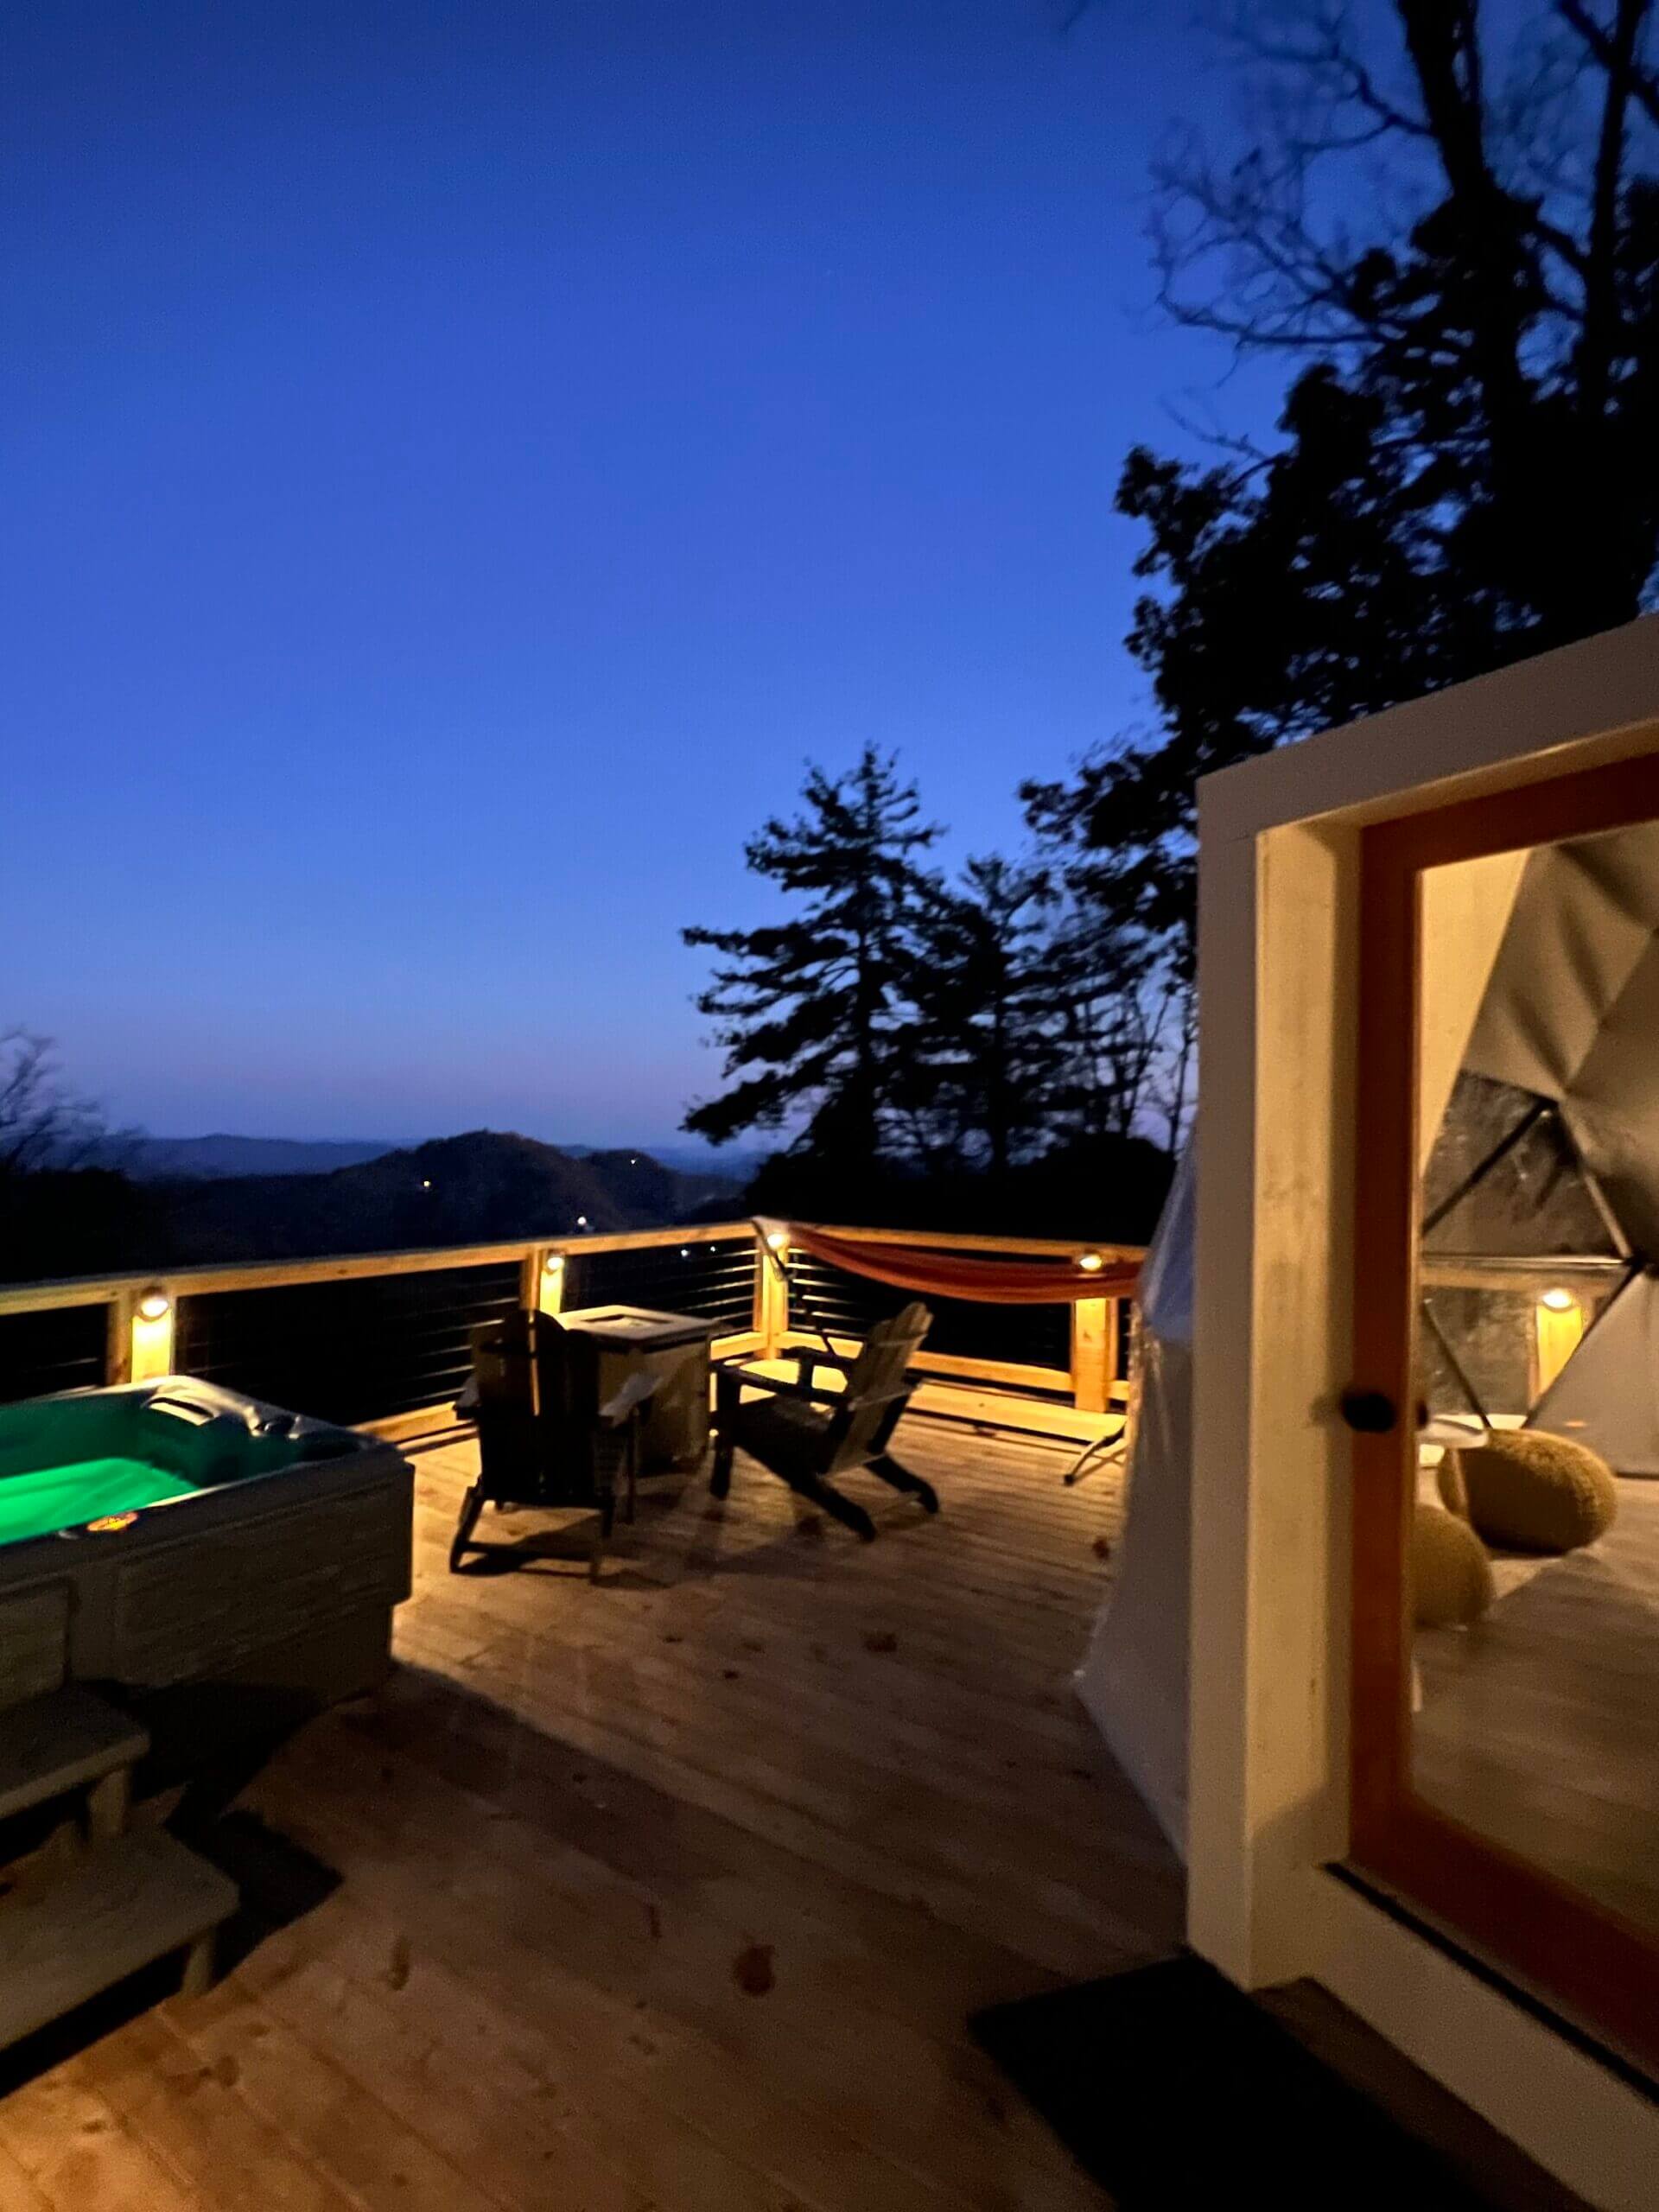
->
[1351, 748, 1659, 2075]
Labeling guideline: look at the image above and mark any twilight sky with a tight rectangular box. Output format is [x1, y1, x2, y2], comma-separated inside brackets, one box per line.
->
[3, 1, 1283, 1148]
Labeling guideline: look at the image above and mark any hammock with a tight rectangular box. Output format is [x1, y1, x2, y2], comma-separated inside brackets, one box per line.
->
[779, 1221, 1141, 1305]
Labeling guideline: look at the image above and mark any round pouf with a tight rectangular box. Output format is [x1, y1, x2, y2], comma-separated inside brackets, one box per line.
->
[1412, 1505, 1495, 1628]
[1445, 1429, 1618, 1554]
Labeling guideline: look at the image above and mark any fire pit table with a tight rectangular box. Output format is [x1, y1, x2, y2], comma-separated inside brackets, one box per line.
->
[556, 1306, 714, 1471]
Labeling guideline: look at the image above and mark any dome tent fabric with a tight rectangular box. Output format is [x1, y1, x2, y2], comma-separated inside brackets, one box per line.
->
[1455, 819, 1659, 1474]
[1073, 1143, 1194, 1856]
[1463, 822, 1659, 1258]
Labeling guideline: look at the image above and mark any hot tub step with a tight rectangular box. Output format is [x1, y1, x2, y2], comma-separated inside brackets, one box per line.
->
[0, 1827, 238, 2050]
[0, 1686, 149, 1827]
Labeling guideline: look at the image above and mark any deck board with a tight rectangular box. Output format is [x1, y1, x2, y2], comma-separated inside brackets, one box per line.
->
[4, 1411, 1173, 2210]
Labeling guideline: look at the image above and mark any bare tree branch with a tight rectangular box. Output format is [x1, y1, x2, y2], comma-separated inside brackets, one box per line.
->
[0, 1032, 111, 1178]
[1556, 0, 1659, 128]
[1577, 0, 1651, 417]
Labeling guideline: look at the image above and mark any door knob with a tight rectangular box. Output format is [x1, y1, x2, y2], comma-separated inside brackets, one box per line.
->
[1339, 1388, 1397, 1434]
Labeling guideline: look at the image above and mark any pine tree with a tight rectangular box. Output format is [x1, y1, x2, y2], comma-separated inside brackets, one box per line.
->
[903, 857, 1061, 1175]
[681, 748, 938, 1167]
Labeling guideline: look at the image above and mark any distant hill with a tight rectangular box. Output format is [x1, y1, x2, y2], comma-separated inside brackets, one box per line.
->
[626, 1142, 772, 1180]
[546, 1141, 772, 1179]
[122, 1133, 771, 1183]
[121, 1135, 399, 1179]
[158, 1130, 741, 1265]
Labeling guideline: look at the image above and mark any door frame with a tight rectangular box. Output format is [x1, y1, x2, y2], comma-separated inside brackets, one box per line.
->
[1351, 748, 1659, 2074]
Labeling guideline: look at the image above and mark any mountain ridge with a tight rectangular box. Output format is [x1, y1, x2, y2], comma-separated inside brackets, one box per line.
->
[120, 1132, 768, 1183]
[121, 1135, 399, 1179]
[155, 1130, 742, 1265]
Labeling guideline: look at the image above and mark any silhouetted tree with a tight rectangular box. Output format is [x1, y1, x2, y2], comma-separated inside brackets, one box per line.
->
[0, 1030, 109, 1177]
[1019, 860, 1188, 1147]
[0, 1031, 160, 1283]
[902, 856, 1062, 1174]
[681, 749, 939, 1169]
[1033, 0, 1659, 966]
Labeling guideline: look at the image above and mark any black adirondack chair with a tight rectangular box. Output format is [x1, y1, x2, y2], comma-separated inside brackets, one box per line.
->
[451, 1310, 657, 1577]
[710, 1302, 937, 1541]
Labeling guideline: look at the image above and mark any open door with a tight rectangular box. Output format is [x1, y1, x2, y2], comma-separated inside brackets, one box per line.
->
[1349, 751, 1659, 2079]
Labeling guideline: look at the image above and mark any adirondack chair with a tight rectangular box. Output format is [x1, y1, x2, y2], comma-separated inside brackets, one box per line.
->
[452, 1311, 657, 1577]
[710, 1303, 937, 1541]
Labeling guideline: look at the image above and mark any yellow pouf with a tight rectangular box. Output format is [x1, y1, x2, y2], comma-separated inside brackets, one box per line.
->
[1442, 1429, 1618, 1554]
[1412, 1505, 1496, 1628]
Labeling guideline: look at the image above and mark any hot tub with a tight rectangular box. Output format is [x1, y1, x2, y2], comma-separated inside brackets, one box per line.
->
[0, 1378, 411, 1766]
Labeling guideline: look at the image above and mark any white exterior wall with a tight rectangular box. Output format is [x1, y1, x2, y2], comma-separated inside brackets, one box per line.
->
[1187, 615, 1659, 2211]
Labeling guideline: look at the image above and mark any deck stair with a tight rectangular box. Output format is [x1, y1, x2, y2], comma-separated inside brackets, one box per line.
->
[0, 1686, 149, 1840]
[0, 1686, 238, 2051]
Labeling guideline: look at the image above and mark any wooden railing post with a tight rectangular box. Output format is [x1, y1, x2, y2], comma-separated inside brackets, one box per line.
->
[105, 1291, 135, 1385]
[524, 1245, 565, 1315]
[1071, 1297, 1111, 1415]
[755, 1230, 788, 1356]
[129, 1283, 176, 1382]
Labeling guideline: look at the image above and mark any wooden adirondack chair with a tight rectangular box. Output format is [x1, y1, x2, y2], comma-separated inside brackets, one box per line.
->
[710, 1303, 937, 1541]
[452, 1311, 657, 1577]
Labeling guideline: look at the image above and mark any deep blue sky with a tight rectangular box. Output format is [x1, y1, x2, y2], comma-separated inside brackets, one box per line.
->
[3, 1, 1281, 1147]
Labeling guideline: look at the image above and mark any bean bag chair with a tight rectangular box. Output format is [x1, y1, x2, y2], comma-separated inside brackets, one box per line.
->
[1440, 1430, 1618, 1554]
[1412, 1504, 1495, 1628]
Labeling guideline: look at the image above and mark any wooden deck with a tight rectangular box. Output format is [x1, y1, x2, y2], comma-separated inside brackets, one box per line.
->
[0, 1408, 1184, 2211]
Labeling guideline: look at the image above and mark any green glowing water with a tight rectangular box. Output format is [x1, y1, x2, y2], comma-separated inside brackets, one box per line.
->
[0, 1458, 199, 1548]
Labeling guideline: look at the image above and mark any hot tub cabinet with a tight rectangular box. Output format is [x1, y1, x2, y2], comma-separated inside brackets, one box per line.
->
[0, 1379, 411, 1764]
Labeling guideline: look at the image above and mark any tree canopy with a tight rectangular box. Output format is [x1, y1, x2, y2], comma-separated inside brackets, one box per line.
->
[684, 3, 1653, 1220]
[682, 747, 940, 1169]
[1030, 0, 1659, 963]
[681, 747, 1195, 1208]
[900, 856, 1062, 1176]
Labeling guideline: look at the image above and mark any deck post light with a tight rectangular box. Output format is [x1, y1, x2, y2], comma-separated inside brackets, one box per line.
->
[130, 1286, 175, 1382]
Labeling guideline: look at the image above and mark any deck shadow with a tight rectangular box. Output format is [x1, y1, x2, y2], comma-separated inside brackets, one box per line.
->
[447, 1468, 928, 1588]
[971, 1953, 1582, 2210]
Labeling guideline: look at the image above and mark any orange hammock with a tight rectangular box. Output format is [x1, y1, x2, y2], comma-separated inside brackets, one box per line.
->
[783, 1222, 1141, 1306]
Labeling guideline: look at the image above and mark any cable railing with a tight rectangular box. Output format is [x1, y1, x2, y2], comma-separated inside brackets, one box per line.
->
[0, 1220, 1139, 1440]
